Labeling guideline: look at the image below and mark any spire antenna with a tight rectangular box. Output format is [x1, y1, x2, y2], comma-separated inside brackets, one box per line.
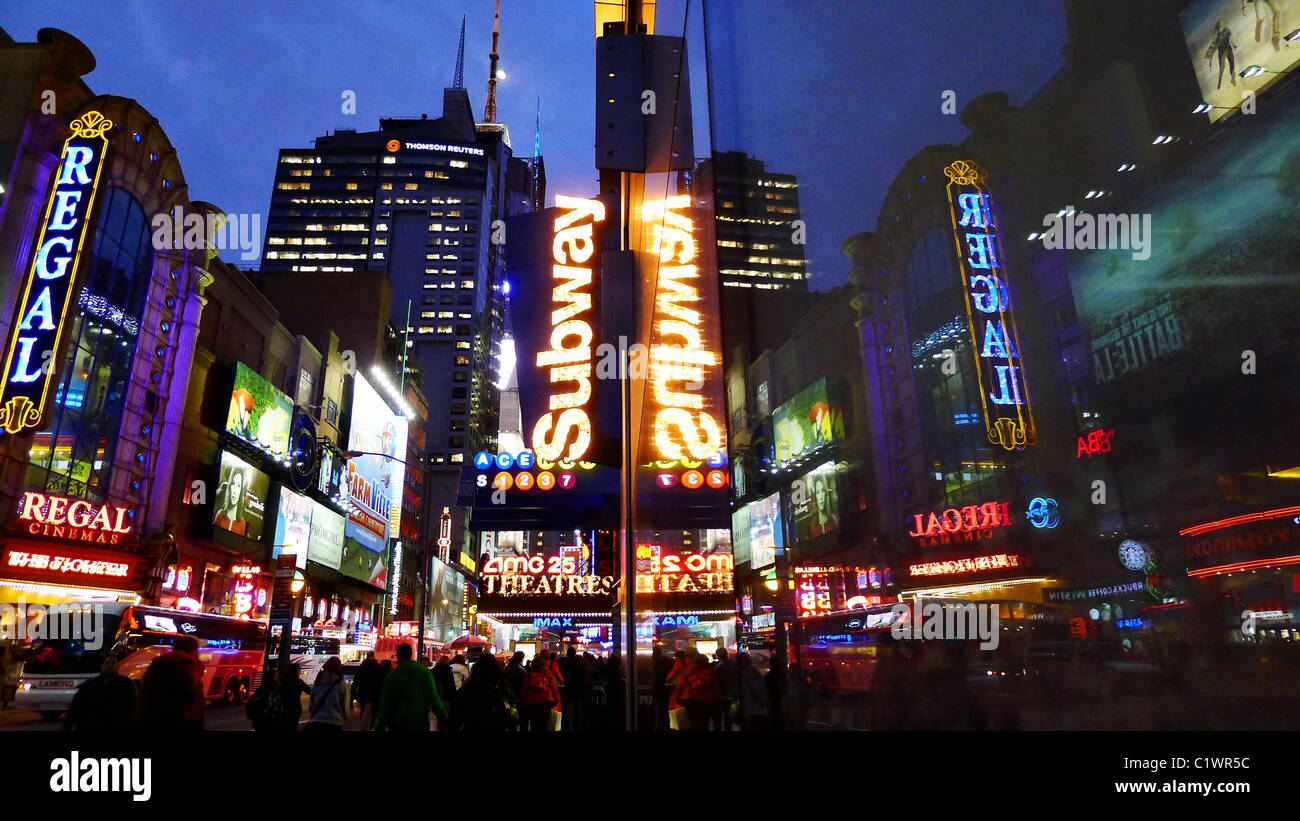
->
[452, 15, 466, 89]
[484, 0, 501, 122]
[534, 96, 541, 159]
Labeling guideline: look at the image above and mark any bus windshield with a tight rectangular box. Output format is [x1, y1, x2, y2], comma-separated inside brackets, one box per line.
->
[22, 613, 126, 675]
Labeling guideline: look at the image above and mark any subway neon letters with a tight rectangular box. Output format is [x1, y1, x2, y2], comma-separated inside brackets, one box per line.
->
[643, 196, 723, 462]
[0, 112, 111, 435]
[531, 195, 605, 463]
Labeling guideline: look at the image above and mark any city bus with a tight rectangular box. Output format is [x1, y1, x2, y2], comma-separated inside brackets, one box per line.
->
[13, 602, 266, 720]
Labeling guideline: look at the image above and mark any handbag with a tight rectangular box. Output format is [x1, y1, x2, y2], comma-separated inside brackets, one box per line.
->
[548, 707, 563, 732]
[668, 707, 689, 731]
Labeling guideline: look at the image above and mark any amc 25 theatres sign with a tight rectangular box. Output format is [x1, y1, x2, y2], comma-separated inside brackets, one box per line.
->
[1, 111, 112, 435]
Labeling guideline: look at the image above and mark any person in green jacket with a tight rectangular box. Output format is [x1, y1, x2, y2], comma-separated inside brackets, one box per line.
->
[376, 642, 445, 731]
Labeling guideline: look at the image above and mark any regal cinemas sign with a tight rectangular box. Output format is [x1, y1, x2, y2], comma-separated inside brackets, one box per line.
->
[15, 492, 134, 545]
[907, 501, 1012, 547]
[0, 112, 111, 435]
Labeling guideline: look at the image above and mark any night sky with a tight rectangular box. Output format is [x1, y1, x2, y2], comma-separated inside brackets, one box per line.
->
[1, 1, 1067, 289]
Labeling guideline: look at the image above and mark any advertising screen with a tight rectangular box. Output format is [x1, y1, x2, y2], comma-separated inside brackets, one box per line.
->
[307, 501, 345, 570]
[428, 555, 466, 643]
[225, 362, 293, 456]
[212, 451, 270, 541]
[273, 487, 313, 569]
[747, 492, 783, 570]
[792, 461, 841, 543]
[731, 505, 752, 567]
[1181, 0, 1300, 122]
[342, 373, 407, 588]
[772, 378, 844, 463]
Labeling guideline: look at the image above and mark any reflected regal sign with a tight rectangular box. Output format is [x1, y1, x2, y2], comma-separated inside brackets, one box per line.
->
[0, 111, 112, 435]
[944, 160, 1035, 451]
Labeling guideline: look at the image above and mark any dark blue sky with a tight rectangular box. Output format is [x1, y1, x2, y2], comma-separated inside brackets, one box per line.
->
[1, 1, 1068, 288]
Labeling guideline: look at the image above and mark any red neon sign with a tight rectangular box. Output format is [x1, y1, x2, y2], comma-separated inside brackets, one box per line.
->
[16, 491, 133, 545]
[908, 502, 1011, 542]
[1076, 428, 1113, 458]
[2, 543, 138, 587]
[1178, 505, 1300, 538]
[907, 552, 1023, 578]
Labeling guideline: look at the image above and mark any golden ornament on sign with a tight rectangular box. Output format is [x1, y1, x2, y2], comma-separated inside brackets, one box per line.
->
[0, 396, 42, 434]
[944, 160, 982, 186]
[69, 110, 113, 139]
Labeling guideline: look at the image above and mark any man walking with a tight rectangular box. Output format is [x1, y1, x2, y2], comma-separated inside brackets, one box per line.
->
[376, 643, 445, 731]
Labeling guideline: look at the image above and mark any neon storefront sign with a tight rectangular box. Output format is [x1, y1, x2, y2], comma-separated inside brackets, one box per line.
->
[907, 501, 1012, 543]
[944, 160, 1035, 450]
[0, 111, 111, 435]
[907, 552, 1024, 578]
[17, 492, 133, 545]
[1077, 428, 1113, 458]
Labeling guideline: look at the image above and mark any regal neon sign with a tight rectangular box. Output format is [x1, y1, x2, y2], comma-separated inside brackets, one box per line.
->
[531, 195, 605, 464]
[18, 491, 133, 545]
[643, 196, 724, 463]
[907, 501, 1012, 545]
[944, 160, 1035, 450]
[0, 111, 111, 435]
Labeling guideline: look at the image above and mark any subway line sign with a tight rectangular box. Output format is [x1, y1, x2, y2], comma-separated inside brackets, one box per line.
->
[0, 111, 112, 435]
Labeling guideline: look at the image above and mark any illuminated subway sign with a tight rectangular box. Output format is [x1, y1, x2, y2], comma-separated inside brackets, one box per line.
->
[531, 196, 605, 464]
[0, 111, 112, 435]
[17, 491, 133, 545]
[943, 160, 1035, 451]
[907, 501, 1012, 546]
[643, 196, 724, 463]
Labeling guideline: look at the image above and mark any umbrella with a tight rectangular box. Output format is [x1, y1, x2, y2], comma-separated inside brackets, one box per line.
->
[447, 634, 488, 649]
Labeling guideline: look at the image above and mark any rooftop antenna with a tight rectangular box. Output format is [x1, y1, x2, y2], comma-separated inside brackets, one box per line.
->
[484, 0, 501, 122]
[452, 15, 466, 89]
[533, 96, 541, 159]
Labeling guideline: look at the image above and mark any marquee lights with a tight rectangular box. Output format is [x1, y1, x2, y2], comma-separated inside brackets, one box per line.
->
[643, 196, 724, 463]
[531, 196, 604, 463]
[944, 160, 1035, 451]
[0, 111, 111, 434]
[18, 492, 134, 544]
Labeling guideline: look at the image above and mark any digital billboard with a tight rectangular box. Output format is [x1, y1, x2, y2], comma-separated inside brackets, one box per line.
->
[792, 461, 841, 543]
[307, 501, 345, 570]
[225, 361, 293, 456]
[747, 492, 783, 570]
[342, 373, 407, 588]
[772, 378, 844, 464]
[731, 505, 752, 567]
[1181, 0, 1300, 123]
[213, 451, 270, 541]
[273, 487, 313, 569]
[428, 555, 466, 643]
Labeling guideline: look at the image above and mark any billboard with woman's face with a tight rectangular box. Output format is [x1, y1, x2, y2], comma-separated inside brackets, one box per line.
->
[212, 451, 270, 541]
[792, 461, 841, 543]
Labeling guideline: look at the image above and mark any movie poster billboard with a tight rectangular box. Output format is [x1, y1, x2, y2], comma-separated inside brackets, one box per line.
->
[792, 461, 841, 543]
[225, 362, 293, 456]
[307, 501, 345, 571]
[273, 487, 313, 569]
[212, 451, 270, 541]
[1181, 0, 1300, 123]
[342, 373, 407, 589]
[747, 492, 783, 570]
[772, 378, 844, 463]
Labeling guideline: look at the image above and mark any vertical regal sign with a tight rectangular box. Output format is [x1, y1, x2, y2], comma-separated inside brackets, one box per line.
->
[943, 160, 1036, 451]
[0, 110, 112, 435]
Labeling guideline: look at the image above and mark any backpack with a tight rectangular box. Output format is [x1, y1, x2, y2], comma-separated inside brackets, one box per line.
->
[247, 686, 285, 725]
[523, 671, 553, 704]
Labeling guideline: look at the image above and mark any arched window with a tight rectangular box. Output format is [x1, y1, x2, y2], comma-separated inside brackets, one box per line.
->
[902, 227, 1003, 505]
[25, 187, 153, 501]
